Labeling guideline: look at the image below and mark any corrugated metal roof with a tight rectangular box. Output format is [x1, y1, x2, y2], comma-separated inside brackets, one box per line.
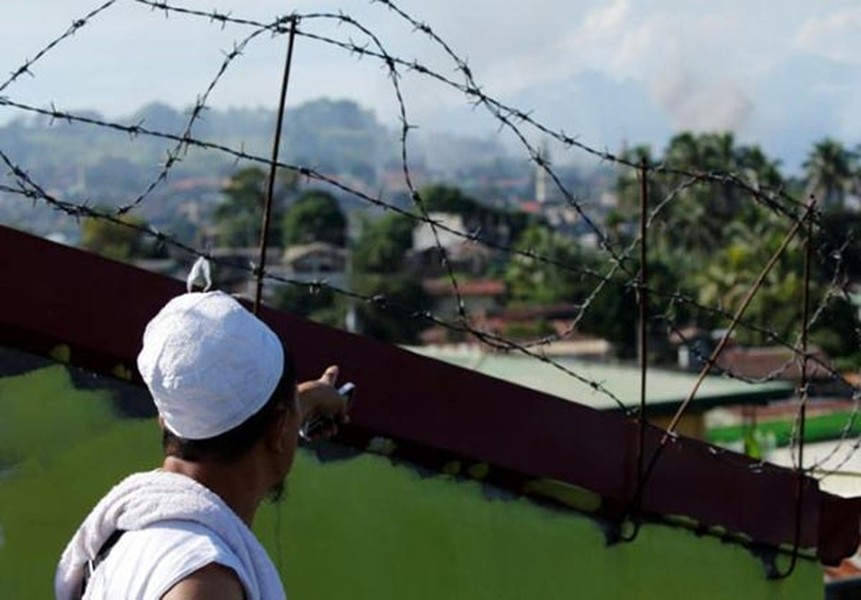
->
[408, 346, 793, 413]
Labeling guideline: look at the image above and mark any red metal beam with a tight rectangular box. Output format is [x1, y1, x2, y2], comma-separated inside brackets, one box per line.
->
[1, 224, 857, 563]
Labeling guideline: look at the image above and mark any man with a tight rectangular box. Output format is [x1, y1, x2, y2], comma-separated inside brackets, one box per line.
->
[55, 290, 349, 599]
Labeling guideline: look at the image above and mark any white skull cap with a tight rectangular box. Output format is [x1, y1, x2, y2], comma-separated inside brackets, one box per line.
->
[137, 291, 284, 440]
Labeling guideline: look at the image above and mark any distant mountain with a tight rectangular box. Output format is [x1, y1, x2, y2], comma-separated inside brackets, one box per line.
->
[1, 98, 521, 185]
[0, 98, 525, 238]
[424, 68, 672, 164]
[423, 57, 861, 175]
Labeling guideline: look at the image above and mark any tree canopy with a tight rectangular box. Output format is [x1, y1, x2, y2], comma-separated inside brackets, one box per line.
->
[351, 212, 415, 273]
[505, 224, 595, 305]
[79, 212, 166, 261]
[347, 212, 430, 343]
[803, 138, 857, 209]
[283, 190, 347, 248]
[206, 134, 861, 364]
[615, 132, 787, 256]
[213, 166, 296, 248]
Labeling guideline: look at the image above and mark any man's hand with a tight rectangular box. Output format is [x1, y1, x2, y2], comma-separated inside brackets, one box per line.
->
[297, 365, 350, 440]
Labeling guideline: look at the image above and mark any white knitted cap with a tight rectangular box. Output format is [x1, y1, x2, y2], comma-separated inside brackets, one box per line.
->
[137, 291, 284, 440]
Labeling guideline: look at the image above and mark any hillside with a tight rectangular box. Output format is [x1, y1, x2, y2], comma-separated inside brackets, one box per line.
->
[0, 98, 523, 241]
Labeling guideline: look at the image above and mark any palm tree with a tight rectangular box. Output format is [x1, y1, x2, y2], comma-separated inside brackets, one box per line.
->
[658, 132, 782, 252]
[695, 217, 809, 345]
[803, 138, 854, 208]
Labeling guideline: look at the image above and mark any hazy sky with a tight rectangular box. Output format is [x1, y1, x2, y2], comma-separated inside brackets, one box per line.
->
[1, 1, 859, 167]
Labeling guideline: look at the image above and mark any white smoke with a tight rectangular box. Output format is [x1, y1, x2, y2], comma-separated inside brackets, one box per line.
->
[650, 68, 753, 133]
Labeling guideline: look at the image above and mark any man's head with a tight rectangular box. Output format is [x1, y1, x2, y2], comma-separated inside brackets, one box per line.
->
[137, 291, 299, 473]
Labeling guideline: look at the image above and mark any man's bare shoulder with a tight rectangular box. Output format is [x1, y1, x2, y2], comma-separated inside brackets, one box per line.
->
[161, 562, 246, 600]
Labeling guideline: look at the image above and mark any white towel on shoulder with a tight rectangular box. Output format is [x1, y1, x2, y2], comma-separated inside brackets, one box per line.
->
[54, 470, 285, 600]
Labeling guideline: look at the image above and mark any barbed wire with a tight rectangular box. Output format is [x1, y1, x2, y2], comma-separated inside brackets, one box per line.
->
[124, 0, 634, 329]
[0, 96, 609, 279]
[0, 9, 834, 361]
[118, 23, 286, 217]
[0, 100, 845, 398]
[2, 0, 861, 507]
[0, 0, 120, 96]
[0, 0, 820, 257]
[0, 6, 848, 389]
[0, 101, 840, 381]
[0, 148, 634, 411]
[131, 0, 806, 227]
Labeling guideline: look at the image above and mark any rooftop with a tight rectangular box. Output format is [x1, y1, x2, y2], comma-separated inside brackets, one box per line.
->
[421, 278, 506, 297]
[409, 345, 794, 415]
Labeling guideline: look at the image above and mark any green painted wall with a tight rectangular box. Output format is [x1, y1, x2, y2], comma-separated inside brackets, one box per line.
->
[0, 362, 823, 599]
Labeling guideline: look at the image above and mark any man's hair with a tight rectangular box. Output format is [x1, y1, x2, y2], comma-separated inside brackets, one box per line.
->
[162, 350, 297, 463]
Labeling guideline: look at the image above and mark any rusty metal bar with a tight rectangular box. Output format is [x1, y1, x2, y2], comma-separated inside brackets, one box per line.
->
[771, 195, 816, 579]
[254, 15, 298, 315]
[619, 158, 651, 543]
[629, 196, 820, 518]
[637, 157, 650, 437]
[661, 197, 819, 443]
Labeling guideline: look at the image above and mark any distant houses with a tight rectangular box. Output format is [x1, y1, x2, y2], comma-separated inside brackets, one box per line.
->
[409, 212, 502, 277]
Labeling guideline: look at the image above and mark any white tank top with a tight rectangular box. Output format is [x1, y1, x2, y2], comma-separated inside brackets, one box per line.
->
[82, 519, 254, 599]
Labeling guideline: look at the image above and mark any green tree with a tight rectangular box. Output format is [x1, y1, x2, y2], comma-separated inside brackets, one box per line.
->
[579, 283, 638, 359]
[614, 134, 784, 260]
[504, 225, 595, 305]
[656, 132, 784, 253]
[352, 275, 431, 343]
[421, 184, 481, 215]
[275, 211, 425, 339]
[272, 284, 341, 326]
[79, 213, 165, 261]
[810, 295, 861, 370]
[273, 189, 347, 325]
[609, 134, 802, 356]
[351, 212, 415, 273]
[348, 212, 431, 343]
[418, 184, 530, 249]
[817, 209, 861, 281]
[213, 167, 296, 247]
[735, 144, 784, 191]
[504, 224, 638, 357]
[694, 219, 809, 345]
[803, 138, 856, 208]
[283, 190, 347, 247]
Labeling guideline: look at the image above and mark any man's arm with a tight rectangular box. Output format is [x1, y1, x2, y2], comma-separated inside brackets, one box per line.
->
[161, 563, 245, 600]
[298, 365, 350, 439]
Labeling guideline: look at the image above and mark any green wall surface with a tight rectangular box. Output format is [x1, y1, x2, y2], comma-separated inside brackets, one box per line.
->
[0, 362, 823, 599]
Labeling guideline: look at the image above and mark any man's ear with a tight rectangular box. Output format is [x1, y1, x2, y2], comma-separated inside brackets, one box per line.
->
[266, 409, 291, 454]
[157, 415, 166, 431]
